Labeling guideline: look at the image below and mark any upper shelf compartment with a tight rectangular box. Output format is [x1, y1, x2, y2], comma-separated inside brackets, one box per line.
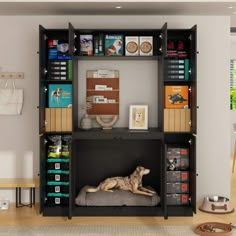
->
[72, 29, 163, 59]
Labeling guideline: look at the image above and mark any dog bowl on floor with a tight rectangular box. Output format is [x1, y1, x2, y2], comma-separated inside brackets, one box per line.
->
[199, 196, 234, 214]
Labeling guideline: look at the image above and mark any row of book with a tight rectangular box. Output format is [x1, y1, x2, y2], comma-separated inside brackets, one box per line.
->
[165, 59, 189, 81]
[47, 37, 189, 58]
[80, 34, 154, 56]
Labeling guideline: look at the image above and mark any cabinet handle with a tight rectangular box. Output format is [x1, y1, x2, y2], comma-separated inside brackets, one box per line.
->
[192, 133, 197, 137]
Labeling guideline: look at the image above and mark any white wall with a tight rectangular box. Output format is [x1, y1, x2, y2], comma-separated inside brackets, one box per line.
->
[231, 34, 236, 157]
[0, 15, 230, 204]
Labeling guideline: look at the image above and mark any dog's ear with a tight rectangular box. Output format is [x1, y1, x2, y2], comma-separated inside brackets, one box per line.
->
[136, 166, 144, 172]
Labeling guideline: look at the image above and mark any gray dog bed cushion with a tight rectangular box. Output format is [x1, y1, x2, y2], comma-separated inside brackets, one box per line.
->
[75, 186, 160, 206]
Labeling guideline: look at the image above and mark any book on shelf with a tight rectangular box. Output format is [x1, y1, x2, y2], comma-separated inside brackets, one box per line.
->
[48, 84, 72, 108]
[166, 39, 188, 58]
[47, 60, 72, 80]
[80, 35, 93, 56]
[105, 34, 123, 56]
[139, 36, 153, 56]
[94, 34, 104, 56]
[164, 85, 189, 109]
[48, 39, 71, 60]
[165, 59, 189, 80]
[125, 36, 139, 56]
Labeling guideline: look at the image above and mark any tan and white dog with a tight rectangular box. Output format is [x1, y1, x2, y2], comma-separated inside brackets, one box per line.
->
[106, 39, 122, 56]
[86, 166, 156, 196]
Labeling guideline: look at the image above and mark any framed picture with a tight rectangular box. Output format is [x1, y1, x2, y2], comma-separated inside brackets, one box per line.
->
[129, 105, 148, 130]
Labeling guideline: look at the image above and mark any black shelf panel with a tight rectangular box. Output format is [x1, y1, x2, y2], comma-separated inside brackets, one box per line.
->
[167, 206, 193, 216]
[75, 56, 161, 60]
[164, 80, 191, 85]
[42, 206, 69, 216]
[44, 131, 72, 135]
[72, 206, 163, 216]
[164, 133, 192, 143]
[73, 128, 163, 140]
[41, 80, 72, 84]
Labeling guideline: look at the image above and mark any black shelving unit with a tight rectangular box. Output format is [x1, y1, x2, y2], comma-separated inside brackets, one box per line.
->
[39, 22, 197, 219]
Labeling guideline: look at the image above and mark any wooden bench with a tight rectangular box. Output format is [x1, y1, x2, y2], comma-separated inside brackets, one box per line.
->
[0, 178, 39, 208]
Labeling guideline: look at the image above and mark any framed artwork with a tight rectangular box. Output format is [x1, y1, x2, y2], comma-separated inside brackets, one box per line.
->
[129, 105, 148, 130]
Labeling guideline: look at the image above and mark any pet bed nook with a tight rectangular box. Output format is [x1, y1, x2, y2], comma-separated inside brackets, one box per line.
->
[75, 186, 160, 206]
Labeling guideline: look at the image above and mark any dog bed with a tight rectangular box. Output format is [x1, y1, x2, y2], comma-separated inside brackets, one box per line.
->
[75, 186, 160, 206]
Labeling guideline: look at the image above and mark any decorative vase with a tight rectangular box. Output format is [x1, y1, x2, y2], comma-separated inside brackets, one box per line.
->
[80, 114, 92, 130]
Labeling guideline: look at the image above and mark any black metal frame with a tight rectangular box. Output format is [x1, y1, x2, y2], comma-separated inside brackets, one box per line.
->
[15, 187, 36, 208]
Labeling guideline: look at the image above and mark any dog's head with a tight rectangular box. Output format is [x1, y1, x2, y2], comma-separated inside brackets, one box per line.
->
[114, 39, 122, 48]
[136, 166, 150, 176]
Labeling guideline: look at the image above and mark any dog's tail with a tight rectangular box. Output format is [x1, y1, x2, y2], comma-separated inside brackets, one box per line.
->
[86, 186, 99, 193]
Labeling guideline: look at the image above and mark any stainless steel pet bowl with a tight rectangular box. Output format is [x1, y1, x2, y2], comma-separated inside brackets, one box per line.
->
[199, 196, 234, 214]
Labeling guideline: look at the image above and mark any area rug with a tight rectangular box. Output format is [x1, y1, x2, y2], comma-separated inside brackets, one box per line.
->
[0, 225, 203, 236]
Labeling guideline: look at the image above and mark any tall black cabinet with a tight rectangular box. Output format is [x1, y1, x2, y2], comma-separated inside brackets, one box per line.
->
[39, 22, 197, 219]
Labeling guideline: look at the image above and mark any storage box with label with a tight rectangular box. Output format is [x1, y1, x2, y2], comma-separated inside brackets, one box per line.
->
[166, 194, 189, 205]
[166, 171, 189, 182]
[166, 147, 189, 171]
[166, 182, 189, 194]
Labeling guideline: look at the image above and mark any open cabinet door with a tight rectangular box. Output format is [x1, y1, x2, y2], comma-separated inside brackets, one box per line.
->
[161, 22, 167, 57]
[69, 22, 75, 56]
[190, 25, 197, 134]
[190, 25, 197, 214]
[39, 25, 47, 134]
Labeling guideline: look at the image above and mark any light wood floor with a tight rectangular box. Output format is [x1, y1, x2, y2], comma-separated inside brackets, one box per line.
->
[0, 171, 235, 226]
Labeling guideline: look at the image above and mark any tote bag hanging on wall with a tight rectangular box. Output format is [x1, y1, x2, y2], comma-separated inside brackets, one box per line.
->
[0, 80, 23, 115]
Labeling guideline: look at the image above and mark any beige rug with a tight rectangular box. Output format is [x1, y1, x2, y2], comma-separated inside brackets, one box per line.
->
[0, 225, 236, 236]
[0, 225, 208, 236]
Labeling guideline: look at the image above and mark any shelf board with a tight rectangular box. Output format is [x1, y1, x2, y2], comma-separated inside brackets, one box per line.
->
[75, 56, 161, 60]
[40, 79, 72, 84]
[73, 127, 163, 140]
[72, 205, 164, 216]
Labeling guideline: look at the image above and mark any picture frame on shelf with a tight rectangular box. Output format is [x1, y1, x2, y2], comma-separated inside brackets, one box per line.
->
[129, 105, 148, 130]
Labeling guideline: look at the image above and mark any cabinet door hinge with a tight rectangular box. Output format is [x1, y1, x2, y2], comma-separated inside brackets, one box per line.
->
[44, 120, 47, 127]
[188, 138, 192, 145]
[189, 196, 191, 203]
[189, 34, 192, 41]
[44, 34, 47, 41]
[189, 68, 191, 75]
[74, 33, 77, 39]
[159, 33, 162, 39]
[189, 86, 192, 93]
